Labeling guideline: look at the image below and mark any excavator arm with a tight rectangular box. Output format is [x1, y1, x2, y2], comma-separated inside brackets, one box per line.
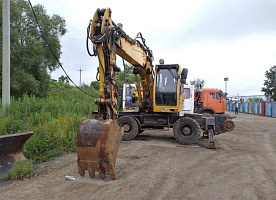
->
[77, 7, 154, 180]
[89, 8, 154, 112]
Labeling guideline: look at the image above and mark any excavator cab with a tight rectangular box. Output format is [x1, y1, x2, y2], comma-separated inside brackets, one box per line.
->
[153, 64, 186, 113]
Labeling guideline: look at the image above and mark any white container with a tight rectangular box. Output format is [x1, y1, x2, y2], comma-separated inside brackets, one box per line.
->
[65, 176, 76, 181]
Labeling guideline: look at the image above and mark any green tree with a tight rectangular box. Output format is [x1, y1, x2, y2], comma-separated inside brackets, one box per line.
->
[58, 75, 69, 83]
[262, 66, 276, 101]
[116, 63, 141, 88]
[90, 81, 99, 90]
[0, 0, 66, 98]
[190, 78, 205, 90]
[90, 63, 139, 91]
[122, 64, 133, 74]
[247, 98, 263, 102]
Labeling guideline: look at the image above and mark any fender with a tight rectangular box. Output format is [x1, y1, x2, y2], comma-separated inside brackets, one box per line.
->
[197, 107, 215, 114]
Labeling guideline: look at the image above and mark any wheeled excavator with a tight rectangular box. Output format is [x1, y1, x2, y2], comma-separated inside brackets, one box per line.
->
[77, 8, 235, 180]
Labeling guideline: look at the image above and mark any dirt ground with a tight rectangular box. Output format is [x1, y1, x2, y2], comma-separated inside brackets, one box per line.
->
[0, 112, 275, 200]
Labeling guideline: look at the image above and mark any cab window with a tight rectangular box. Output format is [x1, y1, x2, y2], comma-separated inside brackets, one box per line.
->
[184, 88, 190, 99]
[155, 68, 177, 106]
[209, 92, 220, 100]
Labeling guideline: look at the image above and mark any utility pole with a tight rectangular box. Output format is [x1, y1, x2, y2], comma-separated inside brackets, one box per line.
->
[78, 67, 83, 87]
[224, 77, 229, 97]
[2, 0, 11, 109]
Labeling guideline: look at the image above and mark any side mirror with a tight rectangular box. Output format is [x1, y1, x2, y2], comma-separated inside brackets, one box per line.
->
[219, 90, 224, 98]
[181, 68, 188, 84]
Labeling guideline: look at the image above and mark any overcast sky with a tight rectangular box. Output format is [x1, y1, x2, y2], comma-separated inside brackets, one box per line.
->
[30, 0, 276, 97]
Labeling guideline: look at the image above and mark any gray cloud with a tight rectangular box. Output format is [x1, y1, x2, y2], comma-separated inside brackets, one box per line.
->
[167, 0, 276, 46]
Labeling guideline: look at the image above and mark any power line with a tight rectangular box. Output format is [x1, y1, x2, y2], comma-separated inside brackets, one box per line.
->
[49, 0, 81, 17]
[66, 24, 86, 35]
[62, 43, 87, 55]
[62, 45, 87, 56]
[63, 35, 85, 45]
[27, 0, 94, 98]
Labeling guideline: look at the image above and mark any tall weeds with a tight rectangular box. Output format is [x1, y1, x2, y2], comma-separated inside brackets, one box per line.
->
[0, 82, 98, 163]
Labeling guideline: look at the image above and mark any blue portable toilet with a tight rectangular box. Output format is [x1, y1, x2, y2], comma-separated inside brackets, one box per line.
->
[226, 103, 230, 111]
[265, 102, 272, 116]
[239, 103, 243, 113]
[253, 102, 258, 114]
[244, 102, 249, 113]
[272, 102, 276, 118]
[229, 102, 233, 111]
[242, 102, 246, 113]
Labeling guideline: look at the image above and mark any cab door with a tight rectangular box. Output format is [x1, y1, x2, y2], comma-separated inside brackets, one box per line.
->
[181, 85, 194, 114]
[206, 92, 224, 113]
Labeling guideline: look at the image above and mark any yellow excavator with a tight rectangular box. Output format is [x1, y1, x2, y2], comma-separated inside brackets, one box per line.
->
[77, 8, 235, 180]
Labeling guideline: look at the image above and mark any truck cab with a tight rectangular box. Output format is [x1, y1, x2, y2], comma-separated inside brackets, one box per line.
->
[195, 88, 226, 115]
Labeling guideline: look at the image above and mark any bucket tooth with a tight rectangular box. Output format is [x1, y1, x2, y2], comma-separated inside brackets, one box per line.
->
[88, 167, 95, 178]
[77, 119, 123, 180]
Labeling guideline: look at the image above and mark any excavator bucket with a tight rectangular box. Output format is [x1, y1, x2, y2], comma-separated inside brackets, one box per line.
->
[77, 119, 123, 180]
[0, 132, 34, 179]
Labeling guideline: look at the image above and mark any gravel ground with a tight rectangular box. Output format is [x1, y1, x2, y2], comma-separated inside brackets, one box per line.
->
[0, 111, 275, 200]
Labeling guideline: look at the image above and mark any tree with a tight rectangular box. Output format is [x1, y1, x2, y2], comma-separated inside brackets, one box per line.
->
[116, 63, 140, 89]
[190, 78, 205, 90]
[90, 63, 139, 91]
[262, 66, 276, 101]
[0, 0, 66, 98]
[122, 63, 133, 74]
[58, 75, 69, 83]
[247, 98, 263, 102]
[90, 81, 99, 90]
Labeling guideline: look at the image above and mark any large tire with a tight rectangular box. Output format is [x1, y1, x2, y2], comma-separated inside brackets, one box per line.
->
[173, 117, 201, 144]
[117, 116, 139, 141]
[133, 117, 144, 134]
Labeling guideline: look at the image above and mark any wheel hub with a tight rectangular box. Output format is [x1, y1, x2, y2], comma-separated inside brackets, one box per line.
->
[182, 126, 191, 136]
[123, 123, 131, 132]
[223, 120, 235, 131]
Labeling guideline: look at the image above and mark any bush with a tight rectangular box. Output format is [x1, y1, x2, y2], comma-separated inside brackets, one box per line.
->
[4, 160, 33, 180]
[0, 82, 98, 163]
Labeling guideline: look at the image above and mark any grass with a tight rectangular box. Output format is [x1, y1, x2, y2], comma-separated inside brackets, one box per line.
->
[4, 160, 33, 180]
[0, 82, 98, 165]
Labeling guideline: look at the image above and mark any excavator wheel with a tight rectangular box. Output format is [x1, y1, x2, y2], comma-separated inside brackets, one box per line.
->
[173, 117, 201, 145]
[117, 116, 139, 141]
[133, 117, 144, 134]
[77, 119, 123, 180]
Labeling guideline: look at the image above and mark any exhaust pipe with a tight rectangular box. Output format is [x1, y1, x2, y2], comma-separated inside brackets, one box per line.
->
[0, 132, 34, 179]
